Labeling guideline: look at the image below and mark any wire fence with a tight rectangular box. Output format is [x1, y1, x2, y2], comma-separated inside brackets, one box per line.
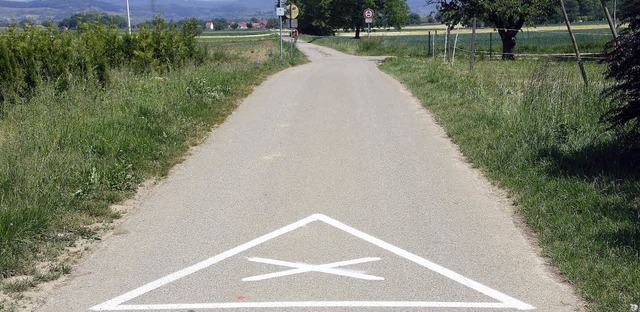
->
[379, 26, 612, 60]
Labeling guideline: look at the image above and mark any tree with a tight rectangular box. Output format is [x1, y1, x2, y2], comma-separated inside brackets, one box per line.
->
[298, 0, 339, 35]
[212, 18, 227, 30]
[408, 12, 422, 25]
[378, 0, 410, 31]
[58, 12, 127, 29]
[601, 0, 640, 135]
[297, 0, 409, 38]
[266, 18, 279, 29]
[246, 21, 253, 29]
[432, 0, 556, 59]
[231, 22, 239, 29]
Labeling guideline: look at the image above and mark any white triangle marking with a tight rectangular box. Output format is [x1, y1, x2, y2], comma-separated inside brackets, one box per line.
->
[90, 213, 535, 311]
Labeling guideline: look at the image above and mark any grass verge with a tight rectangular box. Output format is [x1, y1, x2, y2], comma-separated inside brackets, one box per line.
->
[0, 37, 305, 294]
[378, 57, 639, 311]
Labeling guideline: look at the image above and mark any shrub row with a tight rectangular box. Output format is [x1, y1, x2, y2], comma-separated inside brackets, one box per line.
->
[0, 17, 205, 111]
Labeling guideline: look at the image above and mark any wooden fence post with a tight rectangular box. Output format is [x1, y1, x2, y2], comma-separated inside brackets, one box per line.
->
[560, 0, 589, 86]
[427, 31, 431, 57]
[445, 25, 452, 62]
[433, 30, 437, 59]
[470, 17, 476, 71]
[599, 0, 618, 41]
[489, 32, 493, 60]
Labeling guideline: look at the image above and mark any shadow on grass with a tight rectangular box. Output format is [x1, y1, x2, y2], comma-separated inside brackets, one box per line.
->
[540, 138, 640, 181]
[537, 136, 640, 253]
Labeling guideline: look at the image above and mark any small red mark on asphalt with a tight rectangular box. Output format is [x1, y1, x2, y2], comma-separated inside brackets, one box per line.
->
[236, 296, 246, 300]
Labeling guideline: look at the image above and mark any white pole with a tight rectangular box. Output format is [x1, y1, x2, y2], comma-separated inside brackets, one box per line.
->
[443, 25, 448, 62]
[279, 16, 283, 59]
[451, 24, 460, 65]
[126, 0, 132, 34]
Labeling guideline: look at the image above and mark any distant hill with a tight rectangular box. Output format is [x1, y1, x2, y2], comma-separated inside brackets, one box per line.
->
[0, 0, 436, 24]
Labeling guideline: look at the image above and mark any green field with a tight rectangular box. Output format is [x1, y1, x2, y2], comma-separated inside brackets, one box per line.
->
[199, 29, 272, 37]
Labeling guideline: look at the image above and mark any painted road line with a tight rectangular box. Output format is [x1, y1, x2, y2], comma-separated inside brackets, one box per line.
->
[90, 213, 535, 311]
[96, 301, 523, 310]
[243, 257, 383, 281]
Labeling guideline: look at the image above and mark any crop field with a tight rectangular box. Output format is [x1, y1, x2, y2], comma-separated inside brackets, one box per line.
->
[199, 29, 272, 39]
[328, 23, 613, 57]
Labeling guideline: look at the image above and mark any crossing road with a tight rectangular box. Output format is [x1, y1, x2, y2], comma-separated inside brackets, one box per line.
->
[38, 42, 582, 312]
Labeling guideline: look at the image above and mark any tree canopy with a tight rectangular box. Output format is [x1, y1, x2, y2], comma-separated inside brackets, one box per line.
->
[408, 12, 422, 24]
[211, 18, 228, 30]
[58, 12, 128, 29]
[602, 0, 640, 136]
[296, 0, 409, 37]
[432, 0, 556, 59]
[266, 18, 279, 29]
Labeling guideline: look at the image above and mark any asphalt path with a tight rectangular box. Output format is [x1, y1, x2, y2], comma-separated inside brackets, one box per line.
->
[38, 41, 582, 312]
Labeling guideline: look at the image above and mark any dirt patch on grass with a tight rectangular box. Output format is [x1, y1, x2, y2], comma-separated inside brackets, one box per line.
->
[0, 179, 158, 312]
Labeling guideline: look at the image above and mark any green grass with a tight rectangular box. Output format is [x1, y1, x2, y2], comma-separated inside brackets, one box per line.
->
[377, 57, 639, 311]
[198, 34, 277, 45]
[0, 36, 305, 283]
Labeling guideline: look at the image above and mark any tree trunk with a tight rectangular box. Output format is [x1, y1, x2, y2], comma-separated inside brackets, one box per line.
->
[497, 29, 518, 60]
[355, 25, 361, 39]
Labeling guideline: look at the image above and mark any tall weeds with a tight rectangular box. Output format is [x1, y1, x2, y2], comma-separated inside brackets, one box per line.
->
[0, 17, 204, 111]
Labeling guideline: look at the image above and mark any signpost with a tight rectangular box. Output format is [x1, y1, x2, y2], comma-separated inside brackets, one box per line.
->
[275, 0, 284, 58]
[285, 3, 299, 57]
[363, 8, 374, 40]
[275, 1, 299, 58]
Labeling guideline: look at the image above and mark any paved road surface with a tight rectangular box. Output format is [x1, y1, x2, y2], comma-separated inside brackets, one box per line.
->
[38, 42, 582, 312]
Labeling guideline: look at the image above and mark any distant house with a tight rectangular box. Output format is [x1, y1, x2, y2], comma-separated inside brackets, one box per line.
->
[205, 21, 214, 30]
[251, 22, 261, 29]
[237, 22, 247, 29]
[259, 19, 268, 28]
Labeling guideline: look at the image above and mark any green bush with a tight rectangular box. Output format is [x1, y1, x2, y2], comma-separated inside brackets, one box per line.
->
[0, 17, 204, 112]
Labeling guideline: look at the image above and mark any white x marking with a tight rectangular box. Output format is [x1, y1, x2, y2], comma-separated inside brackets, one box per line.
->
[243, 257, 384, 281]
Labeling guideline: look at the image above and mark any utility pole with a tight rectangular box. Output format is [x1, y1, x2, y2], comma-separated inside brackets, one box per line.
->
[126, 0, 132, 35]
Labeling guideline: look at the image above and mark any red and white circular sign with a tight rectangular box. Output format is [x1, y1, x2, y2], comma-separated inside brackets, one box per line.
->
[363, 8, 374, 19]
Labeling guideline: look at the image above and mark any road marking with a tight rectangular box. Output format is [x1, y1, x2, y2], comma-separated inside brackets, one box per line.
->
[94, 301, 526, 310]
[90, 213, 535, 311]
[243, 257, 383, 281]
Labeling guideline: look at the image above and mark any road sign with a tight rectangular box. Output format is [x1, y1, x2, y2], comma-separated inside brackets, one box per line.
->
[365, 18, 373, 24]
[91, 213, 535, 311]
[363, 8, 374, 19]
[285, 4, 299, 19]
[285, 18, 298, 28]
[276, 7, 285, 16]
